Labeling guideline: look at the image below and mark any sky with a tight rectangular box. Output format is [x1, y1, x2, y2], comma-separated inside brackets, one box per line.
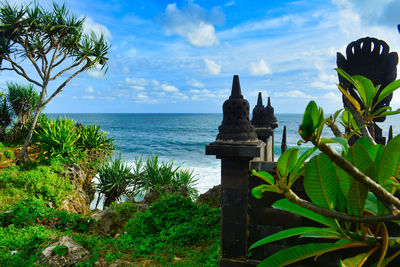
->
[3, 0, 400, 114]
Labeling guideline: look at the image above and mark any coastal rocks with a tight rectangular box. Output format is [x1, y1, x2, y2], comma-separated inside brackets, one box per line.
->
[40, 236, 90, 266]
[60, 164, 95, 215]
[196, 185, 220, 208]
[91, 208, 119, 235]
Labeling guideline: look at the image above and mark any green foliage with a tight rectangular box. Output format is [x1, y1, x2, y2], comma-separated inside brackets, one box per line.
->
[53, 244, 68, 256]
[133, 154, 199, 199]
[0, 162, 73, 210]
[6, 83, 39, 125]
[123, 195, 220, 259]
[0, 224, 56, 267]
[0, 95, 11, 140]
[251, 72, 400, 266]
[97, 153, 133, 207]
[0, 198, 95, 232]
[76, 124, 114, 154]
[34, 116, 83, 163]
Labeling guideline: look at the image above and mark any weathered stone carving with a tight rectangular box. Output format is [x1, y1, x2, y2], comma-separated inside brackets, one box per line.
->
[337, 37, 398, 144]
[251, 92, 267, 127]
[217, 75, 258, 141]
[265, 97, 278, 130]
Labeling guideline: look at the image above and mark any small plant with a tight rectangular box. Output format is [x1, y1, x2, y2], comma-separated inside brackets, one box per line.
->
[97, 153, 133, 208]
[53, 245, 68, 256]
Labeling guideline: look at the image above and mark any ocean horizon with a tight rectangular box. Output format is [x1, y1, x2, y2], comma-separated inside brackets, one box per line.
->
[46, 113, 400, 194]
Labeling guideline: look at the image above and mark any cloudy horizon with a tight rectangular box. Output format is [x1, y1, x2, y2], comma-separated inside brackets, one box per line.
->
[3, 0, 400, 114]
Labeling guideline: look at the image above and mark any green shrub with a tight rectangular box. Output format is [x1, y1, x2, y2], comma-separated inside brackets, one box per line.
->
[0, 163, 73, 210]
[0, 198, 95, 232]
[53, 244, 68, 256]
[3, 149, 13, 160]
[0, 224, 56, 266]
[134, 154, 198, 199]
[123, 195, 220, 257]
[97, 154, 133, 208]
[76, 124, 114, 154]
[34, 116, 83, 163]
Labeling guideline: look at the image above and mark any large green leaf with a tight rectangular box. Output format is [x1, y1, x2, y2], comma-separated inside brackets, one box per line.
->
[301, 101, 320, 138]
[252, 184, 280, 198]
[289, 146, 318, 185]
[304, 153, 338, 209]
[377, 135, 400, 192]
[353, 75, 376, 106]
[320, 137, 348, 154]
[272, 199, 339, 229]
[340, 252, 369, 267]
[252, 170, 275, 184]
[277, 148, 300, 179]
[249, 227, 331, 250]
[376, 79, 400, 108]
[336, 144, 374, 215]
[258, 240, 364, 267]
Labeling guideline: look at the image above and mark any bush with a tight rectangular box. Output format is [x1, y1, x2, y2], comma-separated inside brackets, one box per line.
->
[34, 116, 83, 163]
[76, 124, 114, 154]
[0, 224, 56, 267]
[0, 162, 73, 210]
[134, 154, 198, 199]
[97, 154, 133, 208]
[0, 197, 95, 232]
[123, 195, 220, 256]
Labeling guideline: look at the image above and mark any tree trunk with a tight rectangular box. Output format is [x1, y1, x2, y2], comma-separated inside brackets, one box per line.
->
[19, 85, 47, 162]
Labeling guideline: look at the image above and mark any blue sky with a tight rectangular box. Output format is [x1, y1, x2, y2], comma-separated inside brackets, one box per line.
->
[4, 0, 400, 113]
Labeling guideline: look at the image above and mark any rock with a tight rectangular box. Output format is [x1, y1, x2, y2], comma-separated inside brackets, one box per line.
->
[196, 185, 221, 208]
[40, 236, 90, 266]
[91, 208, 118, 235]
[60, 164, 96, 215]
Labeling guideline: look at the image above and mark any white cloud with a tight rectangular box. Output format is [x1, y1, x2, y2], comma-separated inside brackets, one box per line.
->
[152, 79, 160, 86]
[83, 17, 112, 41]
[321, 91, 341, 102]
[83, 95, 95, 100]
[204, 58, 221, 75]
[85, 86, 95, 93]
[250, 59, 272, 76]
[159, 3, 223, 47]
[87, 70, 104, 79]
[122, 66, 130, 74]
[125, 78, 148, 90]
[225, 1, 235, 7]
[160, 84, 179, 93]
[188, 79, 205, 88]
[274, 90, 312, 99]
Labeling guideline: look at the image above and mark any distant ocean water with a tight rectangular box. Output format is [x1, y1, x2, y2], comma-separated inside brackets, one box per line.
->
[46, 113, 400, 194]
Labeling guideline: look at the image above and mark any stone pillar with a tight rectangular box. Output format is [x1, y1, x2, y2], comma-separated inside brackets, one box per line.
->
[206, 75, 261, 266]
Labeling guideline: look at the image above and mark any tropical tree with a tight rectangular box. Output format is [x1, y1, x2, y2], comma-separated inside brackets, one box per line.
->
[0, 2, 110, 161]
[0, 93, 11, 141]
[6, 82, 39, 129]
[251, 71, 400, 266]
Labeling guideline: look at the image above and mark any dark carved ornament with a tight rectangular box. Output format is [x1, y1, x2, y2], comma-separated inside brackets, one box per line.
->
[337, 37, 398, 123]
[265, 97, 278, 129]
[216, 75, 258, 141]
[251, 92, 267, 128]
[337, 37, 398, 144]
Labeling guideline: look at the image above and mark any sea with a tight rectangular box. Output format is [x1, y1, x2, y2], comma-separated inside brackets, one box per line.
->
[46, 113, 400, 194]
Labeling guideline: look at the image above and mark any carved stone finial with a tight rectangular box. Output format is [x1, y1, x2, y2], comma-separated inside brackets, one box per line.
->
[230, 75, 243, 99]
[281, 125, 287, 153]
[251, 92, 267, 128]
[265, 97, 278, 129]
[216, 75, 258, 141]
[388, 125, 393, 142]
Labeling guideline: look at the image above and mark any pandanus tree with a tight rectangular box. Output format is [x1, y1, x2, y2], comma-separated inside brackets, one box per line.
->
[6, 82, 39, 130]
[0, 2, 110, 161]
[0, 92, 10, 141]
